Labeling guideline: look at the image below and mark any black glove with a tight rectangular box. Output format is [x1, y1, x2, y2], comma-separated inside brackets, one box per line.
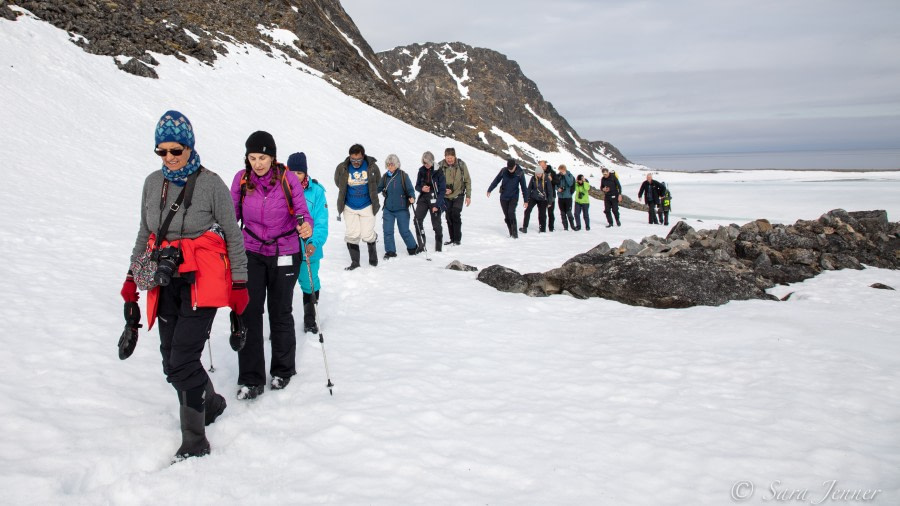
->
[229, 310, 247, 352]
[117, 302, 142, 360]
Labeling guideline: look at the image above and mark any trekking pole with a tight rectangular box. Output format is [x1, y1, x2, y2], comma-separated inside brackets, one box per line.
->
[298, 215, 335, 395]
[409, 200, 431, 261]
[206, 336, 215, 373]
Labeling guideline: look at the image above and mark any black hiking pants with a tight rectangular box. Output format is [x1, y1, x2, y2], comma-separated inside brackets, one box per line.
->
[523, 199, 548, 231]
[239, 251, 301, 386]
[414, 196, 443, 249]
[500, 198, 519, 235]
[558, 198, 575, 230]
[604, 196, 620, 225]
[157, 277, 216, 392]
[444, 196, 464, 244]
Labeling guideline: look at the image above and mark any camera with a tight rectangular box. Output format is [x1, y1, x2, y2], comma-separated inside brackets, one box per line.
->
[153, 246, 183, 286]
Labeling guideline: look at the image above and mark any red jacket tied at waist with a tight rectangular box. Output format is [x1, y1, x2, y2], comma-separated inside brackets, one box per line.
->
[146, 231, 232, 329]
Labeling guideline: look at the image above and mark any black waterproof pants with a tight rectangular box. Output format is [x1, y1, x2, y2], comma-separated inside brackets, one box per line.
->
[604, 196, 620, 225]
[546, 197, 556, 231]
[444, 196, 465, 243]
[157, 277, 217, 392]
[523, 199, 548, 231]
[414, 197, 443, 249]
[558, 198, 575, 230]
[238, 251, 301, 386]
[646, 202, 659, 224]
[500, 198, 519, 235]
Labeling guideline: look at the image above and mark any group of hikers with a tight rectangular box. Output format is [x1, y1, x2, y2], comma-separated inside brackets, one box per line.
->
[119, 110, 674, 463]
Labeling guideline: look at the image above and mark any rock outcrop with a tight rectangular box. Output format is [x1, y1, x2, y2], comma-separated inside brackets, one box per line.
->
[477, 210, 900, 308]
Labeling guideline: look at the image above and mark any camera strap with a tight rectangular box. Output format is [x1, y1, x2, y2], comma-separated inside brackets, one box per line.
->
[154, 170, 199, 249]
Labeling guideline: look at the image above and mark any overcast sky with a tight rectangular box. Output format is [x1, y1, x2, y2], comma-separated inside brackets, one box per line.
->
[340, 0, 900, 165]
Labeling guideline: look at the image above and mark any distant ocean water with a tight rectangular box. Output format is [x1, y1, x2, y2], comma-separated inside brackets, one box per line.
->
[633, 149, 900, 172]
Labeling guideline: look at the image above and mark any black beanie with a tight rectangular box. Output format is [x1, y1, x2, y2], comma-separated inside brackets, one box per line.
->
[506, 159, 516, 169]
[245, 131, 276, 158]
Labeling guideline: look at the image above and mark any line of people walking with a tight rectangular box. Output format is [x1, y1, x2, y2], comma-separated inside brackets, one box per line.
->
[123, 110, 668, 463]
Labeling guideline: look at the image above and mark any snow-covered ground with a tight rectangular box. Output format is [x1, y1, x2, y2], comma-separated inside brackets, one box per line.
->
[1, 11, 898, 505]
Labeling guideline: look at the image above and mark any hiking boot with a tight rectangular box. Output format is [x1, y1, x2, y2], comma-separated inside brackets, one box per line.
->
[236, 385, 264, 400]
[304, 323, 319, 334]
[270, 376, 291, 390]
[383, 251, 397, 260]
[518, 227, 527, 234]
[606, 224, 613, 228]
[367, 241, 378, 266]
[173, 387, 210, 463]
[345, 243, 361, 271]
[203, 381, 226, 426]
[407, 247, 418, 256]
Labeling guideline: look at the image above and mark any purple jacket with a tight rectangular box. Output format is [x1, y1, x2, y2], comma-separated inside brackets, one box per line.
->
[230, 167, 313, 257]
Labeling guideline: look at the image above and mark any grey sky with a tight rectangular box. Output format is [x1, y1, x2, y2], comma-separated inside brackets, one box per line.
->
[340, 0, 900, 162]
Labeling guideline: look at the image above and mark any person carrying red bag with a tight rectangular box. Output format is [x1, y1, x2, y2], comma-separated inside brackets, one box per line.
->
[120, 110, 248, 463]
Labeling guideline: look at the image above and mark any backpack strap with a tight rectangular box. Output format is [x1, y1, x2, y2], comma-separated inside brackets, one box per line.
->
[279, 164, 295, 216]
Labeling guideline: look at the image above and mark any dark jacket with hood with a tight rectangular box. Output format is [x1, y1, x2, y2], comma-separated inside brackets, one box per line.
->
[487, 165, 528, 202]
[638, 179, 665, 204]
[415, 165, 447, 210]
[601, 173, 622, 198]
[526, 173, 554, 203]
[334, 155, 381, 215]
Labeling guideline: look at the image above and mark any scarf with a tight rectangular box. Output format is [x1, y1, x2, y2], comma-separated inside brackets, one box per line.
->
[162, 149, 202, 187]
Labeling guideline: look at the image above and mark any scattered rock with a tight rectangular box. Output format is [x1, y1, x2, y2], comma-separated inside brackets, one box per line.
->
[447, 260, 477, 272]
[870, 283, 895, 290]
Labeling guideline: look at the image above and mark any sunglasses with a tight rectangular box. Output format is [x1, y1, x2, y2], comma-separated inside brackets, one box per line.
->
[155, 147, 187, 157]
[349, 158, 364, 165]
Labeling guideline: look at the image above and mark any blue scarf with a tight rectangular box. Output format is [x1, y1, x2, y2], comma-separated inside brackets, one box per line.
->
[161, 149, 201, 186]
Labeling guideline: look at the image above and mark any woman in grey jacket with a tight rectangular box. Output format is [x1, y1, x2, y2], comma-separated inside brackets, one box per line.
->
[121, 110, 248, 462]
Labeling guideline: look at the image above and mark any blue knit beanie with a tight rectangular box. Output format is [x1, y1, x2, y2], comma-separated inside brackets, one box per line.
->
[155, 110, 195, 149]
[287, 152, 308, 175]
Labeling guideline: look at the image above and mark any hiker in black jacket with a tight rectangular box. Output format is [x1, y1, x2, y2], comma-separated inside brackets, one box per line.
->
[519, 167, 553, 233]
[486, 159, 528, 238]
[540, 160, 558, 231]
[637, 173, 665, 224]
[413, 151, 446, 251]
[600, 168, 622, 228]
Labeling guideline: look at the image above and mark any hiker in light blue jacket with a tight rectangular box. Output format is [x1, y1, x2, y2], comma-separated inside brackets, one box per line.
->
[287, 152, 328, 334]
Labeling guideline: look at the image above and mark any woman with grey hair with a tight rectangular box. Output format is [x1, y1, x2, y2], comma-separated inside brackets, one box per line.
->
[376, 154, 418, 259]
[413, 151, 446, 252]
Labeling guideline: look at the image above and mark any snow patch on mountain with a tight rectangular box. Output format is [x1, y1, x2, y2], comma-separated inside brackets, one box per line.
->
[257, 24, 307, 57]
[328, 18, 386, 84]
[525, 104, 562, 139]
[437, 44, 470, 99]
[402, 47, 428, 84]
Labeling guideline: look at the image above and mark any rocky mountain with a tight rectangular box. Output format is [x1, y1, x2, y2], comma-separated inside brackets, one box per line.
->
[2, 0, 433, 131]
[377, 42, 626, 168]
[3, 2, 627, 167]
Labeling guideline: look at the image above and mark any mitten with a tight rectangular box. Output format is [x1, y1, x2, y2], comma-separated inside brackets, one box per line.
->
[118, 301, 142, 360]
[229, 310, 247, 352]
[120, 274, 139, 303]
[229, 281, 249, 315]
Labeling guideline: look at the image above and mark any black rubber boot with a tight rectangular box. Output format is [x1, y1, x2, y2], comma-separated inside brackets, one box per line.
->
[345, 243, 361, 271]
[367, 241, 378, 266]
[174, 387, 210, 462]
[204, 381, 226, 427]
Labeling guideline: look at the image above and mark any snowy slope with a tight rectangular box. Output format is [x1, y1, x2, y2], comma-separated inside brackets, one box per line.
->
[1, 12, 899, 506]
